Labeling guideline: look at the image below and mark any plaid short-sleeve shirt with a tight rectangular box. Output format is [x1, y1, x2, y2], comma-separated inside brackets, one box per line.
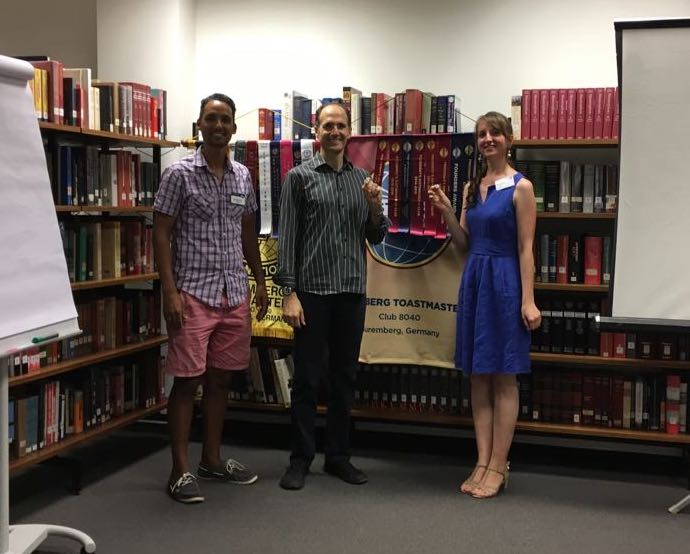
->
[153, 148, 257, 307]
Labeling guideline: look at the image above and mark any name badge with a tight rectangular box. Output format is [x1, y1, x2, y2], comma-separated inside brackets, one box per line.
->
[495, 176, 515, 191]
[230, 193, 246, 206]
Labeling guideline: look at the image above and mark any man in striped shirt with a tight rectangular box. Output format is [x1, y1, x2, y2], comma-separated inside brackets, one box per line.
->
[154, 93, 268, 503]
[276, 102, 388, 490]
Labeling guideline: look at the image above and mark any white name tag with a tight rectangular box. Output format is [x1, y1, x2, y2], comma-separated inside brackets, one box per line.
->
[495, 176, 515, 191]
[230, 194, 246, 206]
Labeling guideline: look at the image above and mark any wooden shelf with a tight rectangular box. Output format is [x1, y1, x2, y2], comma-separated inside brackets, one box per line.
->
[9, 401, 167, 473]
[248, 340, 690, 370]
[513, 139, 618, 148]
[534, 283, 608, 292]
[226, 401, 690, 445]
[71, 273, 159, 291]
[531, 351, 690, 370]
[514, 419, 690, 444]
[38, 121, 81, 134]
[39, 121, 178, 148]
[56, 205, 154, 213]
[9, 336, 168, 387]
[537, 212, 616, 220]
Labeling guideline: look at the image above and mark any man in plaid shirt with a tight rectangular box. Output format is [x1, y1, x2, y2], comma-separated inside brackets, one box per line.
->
[154, 93, 268, 504]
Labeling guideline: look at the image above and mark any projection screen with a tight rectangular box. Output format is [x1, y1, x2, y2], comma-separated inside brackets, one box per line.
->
[611, 19, 690, 324]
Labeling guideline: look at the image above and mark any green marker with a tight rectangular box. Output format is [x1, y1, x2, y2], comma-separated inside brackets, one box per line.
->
[32, 333, 59, 344]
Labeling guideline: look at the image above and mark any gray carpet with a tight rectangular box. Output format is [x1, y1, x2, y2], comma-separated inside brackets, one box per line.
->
[9, 425, 690, 554]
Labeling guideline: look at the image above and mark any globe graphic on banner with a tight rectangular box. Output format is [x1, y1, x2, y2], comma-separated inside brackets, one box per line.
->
[368, 233, 448, 267]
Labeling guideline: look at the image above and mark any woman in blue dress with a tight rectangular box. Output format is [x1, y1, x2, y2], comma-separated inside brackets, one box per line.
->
[428, 111, 541, 498]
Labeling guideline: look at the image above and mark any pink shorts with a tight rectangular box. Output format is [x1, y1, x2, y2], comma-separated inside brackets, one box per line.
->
[165, 291, 251, 377]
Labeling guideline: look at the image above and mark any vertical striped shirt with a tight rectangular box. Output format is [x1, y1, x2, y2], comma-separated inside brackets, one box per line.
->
[153, 148, 257, 307]
[276, 153, 388, 294]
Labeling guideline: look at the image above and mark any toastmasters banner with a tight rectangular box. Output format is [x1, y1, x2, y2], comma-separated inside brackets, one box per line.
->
[362, 242, 464, 367]
[348, 133, 475, 368]
[246, 237, 294, 340]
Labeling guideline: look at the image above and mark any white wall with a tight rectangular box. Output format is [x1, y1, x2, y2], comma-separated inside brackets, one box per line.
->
[194, 0, 690, 139]
[3, 0, 688, 144]
[97, 0, 197, 161]
[0, 0, 97, 69]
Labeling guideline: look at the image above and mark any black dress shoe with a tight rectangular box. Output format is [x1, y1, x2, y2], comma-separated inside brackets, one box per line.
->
[323, 460, 368, 485]
[279, 461, 309, 490]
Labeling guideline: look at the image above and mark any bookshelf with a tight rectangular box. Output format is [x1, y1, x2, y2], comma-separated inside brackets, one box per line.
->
[222, 129, 689, 456]
[9, 401, 167, 473]
[7, 122, 174, 474]
[226, 399, 690, 446]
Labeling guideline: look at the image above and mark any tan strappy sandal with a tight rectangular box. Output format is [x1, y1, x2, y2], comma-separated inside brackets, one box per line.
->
[459, 464, 487, 495]
[471, 462, 510, 499]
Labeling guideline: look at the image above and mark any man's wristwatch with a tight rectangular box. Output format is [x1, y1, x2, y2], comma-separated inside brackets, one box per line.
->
[281, 286, 294, 297]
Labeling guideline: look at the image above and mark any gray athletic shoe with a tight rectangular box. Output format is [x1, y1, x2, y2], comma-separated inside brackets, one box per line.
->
[197, 458, 258, 485]
[168, 472, 204, 504]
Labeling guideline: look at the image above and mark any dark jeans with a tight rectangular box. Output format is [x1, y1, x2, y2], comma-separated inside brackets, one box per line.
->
[289, 292, 366, 466]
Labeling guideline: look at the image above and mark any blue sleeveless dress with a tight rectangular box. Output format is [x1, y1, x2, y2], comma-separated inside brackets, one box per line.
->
[455, 172, 531, 374]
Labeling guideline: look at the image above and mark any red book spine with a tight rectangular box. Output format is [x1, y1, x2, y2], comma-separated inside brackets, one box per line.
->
[538, 89, 549, 139]
[566, 89, 577, 139]
[521, 89, 531, 140]
[404, 89, 423, 134]
[584, 88, 595, 139]
[557, 89, 567, 140]
[583, 235, 602, 284]
[375, 93, 389, 135]
[548, 89, 558, 139]
[150, 96, 159, 139]
[600, 332, 613, 358]
[613, 333, 626, 358]
[602, 87, 615, 139]
[593, 88, 605, 139]
[575, 89, 586, 139]
[530, 89, 540, 139]
[612, 87, 619, 139]
[258, 108, 272, 140]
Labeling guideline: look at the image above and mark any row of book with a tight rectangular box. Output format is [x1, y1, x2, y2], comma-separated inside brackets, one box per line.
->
[45, 144, 159, 207]
[59, 219, 154, 282]
[230, 134, 476, 237]
[231, 346, 294, 406]
[6, 291, 161, 377]
[512, 87, 619, 141]
[515, 161, 618, 214]
[535, 234, 612, 285]
[234, 141, 616, 239]
[356, 366, 689, 434]
[259, 88, 463, 141]
[531, 299, 690, 361]
[225, 363, 688, 435]
[526, 371, 687, 432]
[8, 360, 166, 460]
[22, 57, 168, 139]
